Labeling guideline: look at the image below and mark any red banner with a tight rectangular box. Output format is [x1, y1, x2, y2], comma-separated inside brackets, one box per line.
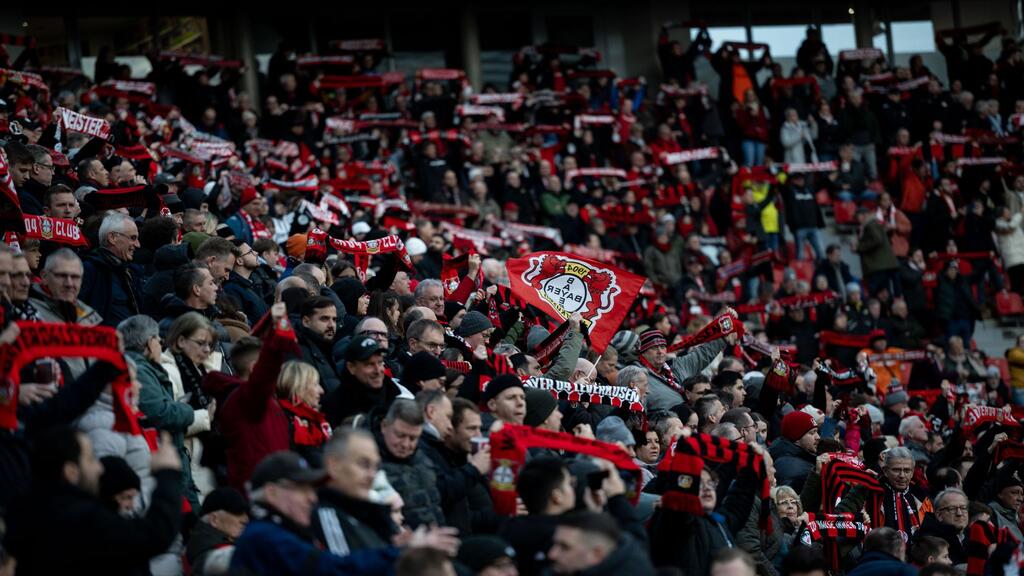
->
[505, 252, 645, 353]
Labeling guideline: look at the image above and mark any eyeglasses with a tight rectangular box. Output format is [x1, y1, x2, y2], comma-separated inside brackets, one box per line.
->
[939, 505, 968, 514]
[34, 162, 54, 171]
[777, 499, 799, 507]
[414, 338, 445, 351]
[359, 330, 389, 340]
[187, 338, 213, 351]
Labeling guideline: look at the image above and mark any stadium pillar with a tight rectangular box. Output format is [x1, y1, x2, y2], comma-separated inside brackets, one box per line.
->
[234, 13, 261, 108]
[461, 4, 482, 91]
[853, 0, 875, 48]
[64, 16, 81, 70]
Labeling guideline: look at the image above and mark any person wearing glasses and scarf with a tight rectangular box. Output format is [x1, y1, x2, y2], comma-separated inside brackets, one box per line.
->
[161, 312, 220, 501]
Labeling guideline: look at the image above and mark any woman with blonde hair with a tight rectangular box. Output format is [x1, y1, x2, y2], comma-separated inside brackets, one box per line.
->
[277, 360, 331, 467]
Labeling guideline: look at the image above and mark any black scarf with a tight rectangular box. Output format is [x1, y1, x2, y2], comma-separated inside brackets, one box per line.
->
[174, 352, 209, 409]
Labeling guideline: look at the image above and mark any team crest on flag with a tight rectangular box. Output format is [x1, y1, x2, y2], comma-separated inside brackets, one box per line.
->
[506, 251, 646, 353]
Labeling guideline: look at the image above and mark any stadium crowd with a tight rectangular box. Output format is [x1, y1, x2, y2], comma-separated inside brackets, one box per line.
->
[1, 16, 1024, 576]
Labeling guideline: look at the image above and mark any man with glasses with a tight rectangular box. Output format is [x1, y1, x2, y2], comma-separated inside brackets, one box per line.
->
[8, 252, 36, 320]
[916, 488, 969, 567]
[402, 319, 446, 376]
[852, 447, 932, 540]
[414, 279, 446, 318]
[352, 316, 400, 376]
[81, 212, 142, 327]
[223, 240, 269, 326]
[16, 144, 55, 215]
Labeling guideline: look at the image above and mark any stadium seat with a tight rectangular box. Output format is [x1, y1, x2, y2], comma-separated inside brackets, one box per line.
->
[833, 200, 856, 227]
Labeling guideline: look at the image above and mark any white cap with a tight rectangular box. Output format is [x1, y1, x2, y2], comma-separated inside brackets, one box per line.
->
[352, 221, 371, 236]
[406, 237, 427, 257]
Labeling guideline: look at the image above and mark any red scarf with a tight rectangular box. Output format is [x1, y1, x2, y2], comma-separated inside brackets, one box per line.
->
[489, 424, 640, 515]
[305, 228, 413, 280]
[278, 399, 331, 447]
[0, 322, 140, 433]
[241, 209, 271, 241]
[523, 376, 643, 412]
[21, 215, 88, 246]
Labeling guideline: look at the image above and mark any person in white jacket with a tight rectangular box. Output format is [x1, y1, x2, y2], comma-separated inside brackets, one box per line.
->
[160, 312, 219, 499]
[996, 206, 1024, 293]
[780, 108, 817, 165]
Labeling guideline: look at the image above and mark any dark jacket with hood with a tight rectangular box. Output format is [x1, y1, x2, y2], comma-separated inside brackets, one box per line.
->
[769, 437, 816, 492]
[80, 247, 143, 327]
[223, 269, 270, 327]
[331, 277, 366, 339]
[141, 243, 192, 317]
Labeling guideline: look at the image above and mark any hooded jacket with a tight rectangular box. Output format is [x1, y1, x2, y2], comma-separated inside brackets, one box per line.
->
[141, 243, 192, 316]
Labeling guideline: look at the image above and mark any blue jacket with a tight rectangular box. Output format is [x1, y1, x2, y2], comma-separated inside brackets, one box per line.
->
[846, 551, 918, 576]
[231, 505, 400, 576]
[226, 213, 254, 245]
[79, 247, 143, 327]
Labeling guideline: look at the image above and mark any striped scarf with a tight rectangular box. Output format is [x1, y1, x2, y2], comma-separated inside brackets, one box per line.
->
[640, 355, 681, 394]
[967, 520, 1019, 576]
[799, 512, 871, 572]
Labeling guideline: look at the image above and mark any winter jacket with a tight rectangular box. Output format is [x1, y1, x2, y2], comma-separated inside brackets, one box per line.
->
[185, 520, 235, 576]
[769, 437, 816, 492]
[780, 121, 816, 164]
[3, 469, 182, 576]
[375, 428, 444, 529]
[649, 468, 760, 576]
[915, 513, 967, 565]
[218, 329, 298, 492]
[783, 182, 824, 231]
[641, 339, 729, 413]
[643, 239, 685, 288]
[323, 366, 403, 427]
[541, 534, 655, 576]
[997, 213, 1024, 269]
[296, 325, 343, 395]
[29, 284, 102, 382]
[990, 499, 1024, 543]
[131, 350, 198, 508]
[231, 503, 400, 576]
[417, 428, 492, 535]
[857, 220, 899, 277]
[75, 392, 154, 510]
[80, 247, 143, 327]
[223, 270, 270, 326]
[736, 496, 782, 576]
[846, 551, 918, 576]
[934, 275, 979, 322]
[313, 487, 397, 555]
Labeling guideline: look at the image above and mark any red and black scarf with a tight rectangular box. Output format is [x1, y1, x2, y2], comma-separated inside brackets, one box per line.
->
[799, 512, 871, 572]
[522, 376, 643, 412]
[640, 354, 681, 394]
[667, 310, 743, 353]
[489, 424, 640, 515]
[658, 433, 772, 532]
[967, 520, 1019, 576]
[821, 456, 884, 528]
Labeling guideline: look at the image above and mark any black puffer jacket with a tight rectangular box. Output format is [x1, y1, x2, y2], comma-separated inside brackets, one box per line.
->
[769, 437, 816, 492]
[374, 429, 444, 529]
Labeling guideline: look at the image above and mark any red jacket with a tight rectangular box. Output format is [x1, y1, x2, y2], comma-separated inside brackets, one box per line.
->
[218, 327, 301, 491]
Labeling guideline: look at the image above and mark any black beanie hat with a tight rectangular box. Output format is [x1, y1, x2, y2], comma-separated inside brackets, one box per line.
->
[482, 374, 523, 406]
[99, 456, 141, 505]
[401, 351, 447, 390]
[524, 388, 558, 428]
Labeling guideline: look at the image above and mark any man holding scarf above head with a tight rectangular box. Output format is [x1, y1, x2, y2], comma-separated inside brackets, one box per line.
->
[635, 312, 738, 412]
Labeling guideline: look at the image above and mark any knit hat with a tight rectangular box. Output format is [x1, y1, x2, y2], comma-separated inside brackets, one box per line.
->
[526, 325, 550, 352]
[610, 330, 640, 356]
[200, 486, 249, 517]
[524, 388, 558, 427]
[285, 234, 308, 258]
[239, 186, 259, 207]
[99, 456, 140, 504]
[884, 390, 909, 408]
[596, 416, 636, 447]
[352, 221, 371, 236]
[995, 465, 1024, 493]
[182, 231, 211, 255]
[865, 404, 884, 425]
[406, 237, 427, 257]
[457, 311, 493, 337]
[401, 352, 446, 389]
[443, 301, 465, 323]
[456, 536, 516, 572]
[482, 374, 524, 405]
[780, 410, 817, 442]
[639, 329, 667, 353]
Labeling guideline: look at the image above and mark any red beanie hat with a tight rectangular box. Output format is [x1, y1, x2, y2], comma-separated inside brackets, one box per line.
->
[781, 410, 817, 442]
[240, 187, 259, 207]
